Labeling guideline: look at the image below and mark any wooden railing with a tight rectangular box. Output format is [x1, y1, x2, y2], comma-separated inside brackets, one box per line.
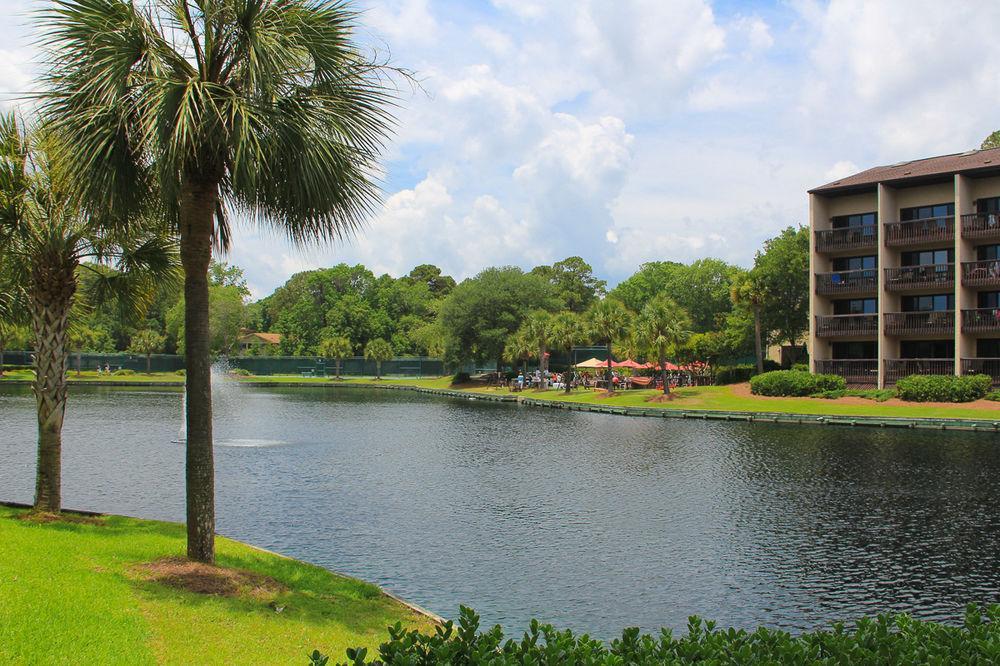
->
[961, 259, 1000, 288]
[815, 226, 877, 253]
[883, 311, 954, 336]
[961, 213, 1000, 240]
[884, 358, 955, 384]
[815, 314, 877, 338]
[961, 308, 1000, 333]
[815, 269, 877, 295]
[884, 264, 954, 291]
[884, 216, 953, 247]
[814, 359, 878, 386]
[961, 358, 1000, 386]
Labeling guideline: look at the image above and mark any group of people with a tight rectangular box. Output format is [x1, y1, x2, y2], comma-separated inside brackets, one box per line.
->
[493, 367, 697, 392]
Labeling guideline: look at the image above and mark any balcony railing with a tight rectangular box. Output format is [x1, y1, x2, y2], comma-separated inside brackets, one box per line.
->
[815, 269, 877, 295]
[884, 358, 955, 384]
[815, 226, 877, 253]
[815, 314, 877, 338]
[961, 358, 1000, 386]
[815, 359, 878, 386]
[961, 212, 1000, 240]
[961, 259, 1000, 288]
[884, 216, 954, 247]
[884, 264, 954, 291]
[883, 311, 954, 336]
[961, 308, 1000, 333]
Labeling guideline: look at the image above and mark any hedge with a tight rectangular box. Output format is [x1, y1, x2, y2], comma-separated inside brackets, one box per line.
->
[749, 370, 845, 397]
[713, 360, 780, 385]
[895, 374, 991, 402]
[320, 604, 1000, 665]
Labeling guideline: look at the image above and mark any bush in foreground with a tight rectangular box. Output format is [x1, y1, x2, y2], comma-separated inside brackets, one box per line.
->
[750, 370, 845, 397]
[895, 374, 991, 402]
[812, 388, 895, 402]
[321, 604, 1000, 665]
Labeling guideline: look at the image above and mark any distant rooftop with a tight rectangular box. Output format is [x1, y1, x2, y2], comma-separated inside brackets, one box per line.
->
[809, 146, 1000, 194]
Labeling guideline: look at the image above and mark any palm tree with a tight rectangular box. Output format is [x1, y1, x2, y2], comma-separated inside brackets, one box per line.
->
[520, 310, 552, 387]
[40, 0, 395, 562]
[318, 336, 352, 379]
[503, 330, 535, 382]
[586, 299, 632, 393]
[731, 274, 766, 374]
[549, 312, 584, 394]
[636, 294, 692, 396]
[364, 338, 393, 380]
[128, 329, 166, 373]
[0, 114, 178, 514]
[0, 255, 29, 377]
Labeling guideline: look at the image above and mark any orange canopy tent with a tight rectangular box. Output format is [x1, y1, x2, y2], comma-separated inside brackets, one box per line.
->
[574, 357, 607, 368]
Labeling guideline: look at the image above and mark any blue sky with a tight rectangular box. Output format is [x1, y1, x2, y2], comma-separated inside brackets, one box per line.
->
[2, 0, 999, 297]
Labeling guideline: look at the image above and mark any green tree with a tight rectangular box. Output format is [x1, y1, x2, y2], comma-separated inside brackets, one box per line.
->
[753, 226, 810, 362]
[503, 329, 535, 380]
[531, 256, 606, 313]
[68, 325, 105, 376]
[317, 336, 352, 379]
[636, 295, 692, 395]
[0, 115, 178, 514]
[983, 131, 1000, 150]
[364, 338, 393, 380]
[519, 311, 553, 386]
[0, 255, 29, 376]
[405, 264, 456, 298]
[730, 273, 766, 373]
[549, 312, 586, 393]
[166, 284, 247, 355]
[128, 329, 166, 373]
[209, 262, 250, 299]
[586, 299, 632, 392]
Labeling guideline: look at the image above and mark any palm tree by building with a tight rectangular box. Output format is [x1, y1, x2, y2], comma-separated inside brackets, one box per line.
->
[549, 312, 585, 393]
[364, 338, 393, 380]
[504, 330, 535, 382]
[520, 310, 553, 387]
[636, 295, 692, 395]
[318, 336, 353, 380]
[586, 299, 632, 392]
[40, 0, 396, 562]
[731, 274, 766, 374]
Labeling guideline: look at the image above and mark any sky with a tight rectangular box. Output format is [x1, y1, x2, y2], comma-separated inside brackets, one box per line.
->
[2, 0, 1000, 298]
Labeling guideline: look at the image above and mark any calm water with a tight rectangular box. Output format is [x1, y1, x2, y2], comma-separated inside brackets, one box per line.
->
[2, 383, 1000, 637]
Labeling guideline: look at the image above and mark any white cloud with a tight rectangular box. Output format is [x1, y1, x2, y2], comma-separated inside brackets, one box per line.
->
[824, 161, 860, 182]
[364, 0, 439, 47]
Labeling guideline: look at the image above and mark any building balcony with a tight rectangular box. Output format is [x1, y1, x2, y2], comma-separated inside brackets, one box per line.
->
[884, 358, 955, 384]
[961, 358, 1000, 386]
[815, 359, 878, 386]
[961, 308, 1000, 334]
[884, 264, 954, 292]
[815, 227, 877, 253]
[961, 260, 1000, 288]
[883, 311, 954, 336]
[884, 217, 954, 247]
[815, 314, 877, 338]
[961, 212, 1000, 240]
[815, 269, 877, 296]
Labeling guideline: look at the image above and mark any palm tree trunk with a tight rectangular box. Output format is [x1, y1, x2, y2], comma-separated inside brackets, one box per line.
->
[75, 350, 82, 376]
[606, 343, 613, 392]
[753, 305, 764, 374]
[146, 353, 152, 374]
[376, 360, 381, 380]
[180, 177, 218, 564]
[30, 258, 76, 513]
[660, 351, 669, 395]
[0, 336, 5, 377]
[335, 358, 341, 379]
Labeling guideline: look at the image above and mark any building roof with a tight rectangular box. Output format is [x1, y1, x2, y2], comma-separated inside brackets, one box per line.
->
[809, 146, 1000, 194]
[239, 331, 282, 345]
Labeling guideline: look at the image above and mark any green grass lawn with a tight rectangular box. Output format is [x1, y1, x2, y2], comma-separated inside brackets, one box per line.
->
[0, 505, 435, 665]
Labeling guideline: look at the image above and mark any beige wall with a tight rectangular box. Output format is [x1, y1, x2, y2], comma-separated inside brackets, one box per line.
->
[893, 181, 954, 214]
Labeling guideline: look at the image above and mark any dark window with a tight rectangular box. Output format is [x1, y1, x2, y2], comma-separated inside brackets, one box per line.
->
[900, 340, 954, 358]
[977, 197, 1000, 215]
[901, 294, 953, 312]
[833, 298, 877, 314]
[832, 341, 876, 359]
[979, 292, 1000, 308]
[978, 338, 1000, 357]
[832, 255, 877, 271]
[899, 202, 954, 221]
[900, 248, 953, 266]
[977, 245, 1000, 261]
[831, 212, 877, 229]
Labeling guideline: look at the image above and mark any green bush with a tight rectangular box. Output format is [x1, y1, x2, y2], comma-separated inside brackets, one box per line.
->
[750, 370, 845, 397]
[987, 390, 1000, 402]
[112, 368, 135, 376]
[714, 364, 755, 385]
[174, 369, 186, 376]
[812, 388, 895, 402]
[326, 604, 1000, 665]
[896, 374, 991, 402]
[452, 372, 471, 384]
[228, 368, 252, 376]
[791, 363, 810, 372]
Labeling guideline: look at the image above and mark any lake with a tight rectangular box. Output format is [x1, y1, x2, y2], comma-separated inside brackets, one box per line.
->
[2, 383, 1000, 638]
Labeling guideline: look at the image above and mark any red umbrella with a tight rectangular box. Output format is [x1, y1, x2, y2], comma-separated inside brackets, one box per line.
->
[613, 359, 643, 369]
[655, 361, 680, 371]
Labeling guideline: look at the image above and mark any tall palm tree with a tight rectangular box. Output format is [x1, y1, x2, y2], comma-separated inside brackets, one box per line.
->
[549, 311, 584, 394]
[520, 310, 552, 387]
[363, 338, 392, 380]
[41, 0, 395, 562]
[318, 335, 352, 379]
[503, 330, 534, 382]
[586, 299, 631, 393]
[636, 294, 692, 395]
[0, 114, 178, 513]
[731, 273, 766, 374]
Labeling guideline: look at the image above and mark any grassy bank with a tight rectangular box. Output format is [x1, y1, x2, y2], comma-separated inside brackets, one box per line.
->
[0, 505, 435, 665]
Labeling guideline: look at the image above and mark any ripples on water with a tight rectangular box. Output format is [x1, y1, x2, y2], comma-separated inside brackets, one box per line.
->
[1, 384, 999, 638]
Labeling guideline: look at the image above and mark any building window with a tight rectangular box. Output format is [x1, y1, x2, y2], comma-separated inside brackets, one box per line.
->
[901, 294, 953, 312]
[900, 248, 953, 266]
[899, 202, 954, 221]
[832, 255, 877, 271]
[900, 340, 954, 358]
[832, 341, 876, 359]
[833, 298, 877, 314]
[977, 244, 1000, 261]
[831, 212, 877, 229]
[978, 339, 1000, 357]
[979, 292, 1000, 308]
[977, 197, 1000, 215]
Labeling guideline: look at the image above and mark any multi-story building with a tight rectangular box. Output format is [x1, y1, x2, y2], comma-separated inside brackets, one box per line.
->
[809, 147, 1000, 388]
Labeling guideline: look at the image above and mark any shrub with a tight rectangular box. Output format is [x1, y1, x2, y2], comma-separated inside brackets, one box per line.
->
[228, 368, 252, 376]
[812, 388, 895, 402]
[174, 369, 186, 376]
[791, 363, 809, 372]
[452, 372, 471, 385]
[895, 374, 991, 402]
[987, 390, 1000, 402]
[112, 368, 135, 376]
[714, 364, 755, 385]
[327, 604, 1000, 665]
[750, 370, 845, 397]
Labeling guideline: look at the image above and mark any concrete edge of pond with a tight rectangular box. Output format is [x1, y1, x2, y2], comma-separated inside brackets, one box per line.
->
[0, 500, 447, 626]
[4, 379, 1000, 432]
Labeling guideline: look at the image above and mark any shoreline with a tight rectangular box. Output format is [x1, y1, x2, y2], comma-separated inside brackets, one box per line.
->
[3, 377, 999, 432]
